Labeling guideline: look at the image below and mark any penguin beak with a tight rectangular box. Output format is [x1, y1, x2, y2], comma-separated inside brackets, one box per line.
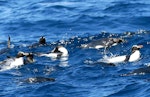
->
[23, 52, 30, 56]
[120, 39, 126, 43]
[23, 52, 33, 56]
[137, 45, 143, 48]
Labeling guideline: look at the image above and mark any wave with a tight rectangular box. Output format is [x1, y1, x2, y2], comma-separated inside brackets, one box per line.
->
[38, 1, 78, 7]
[0, 0, 8, 5]
[0, 30, 150, 97]
[0, 1, 150, 96]
[104, 2, 150, 12]
[37, 1, 79, 11]
[1, 0, 150, 34]
[108, 83, 137, 96]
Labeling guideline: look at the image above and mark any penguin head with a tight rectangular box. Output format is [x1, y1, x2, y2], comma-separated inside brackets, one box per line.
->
[131, 45, 143, 53]
[112, 38, 125, 43]
[39, 36, 46, 45]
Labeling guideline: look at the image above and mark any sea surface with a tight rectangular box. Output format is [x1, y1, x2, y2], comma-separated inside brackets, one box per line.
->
[0, 0, 150, 97]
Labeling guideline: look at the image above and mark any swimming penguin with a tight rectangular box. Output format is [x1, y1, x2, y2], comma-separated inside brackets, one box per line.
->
[38, 46, 68, 58]
[100, 45, 143, 64]
[29, 36, 47, 48]
[39, 36, 46, 45]
[81, 38, 125, 49]
[0, 52, 34, 71]
[121, 66, 150, 76]
[0, 52, 25, 71]
[24, 77, 55, 83]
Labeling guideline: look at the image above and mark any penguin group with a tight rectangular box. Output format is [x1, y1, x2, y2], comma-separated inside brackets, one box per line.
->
[0, 35, 143, 67]
[0, 36, 68, 71]
[0, 35, 145, 82]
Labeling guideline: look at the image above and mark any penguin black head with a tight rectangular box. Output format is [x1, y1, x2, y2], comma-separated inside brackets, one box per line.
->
[16, 52, 25, 58]
[39, 36, 46, 45]
[131, 45, 143, 53]
[113, 38, 125, 43]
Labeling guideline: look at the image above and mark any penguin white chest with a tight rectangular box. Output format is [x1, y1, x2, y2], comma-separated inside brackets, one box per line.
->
[129, 50, 141, 62]
[10, 57, 24, 67]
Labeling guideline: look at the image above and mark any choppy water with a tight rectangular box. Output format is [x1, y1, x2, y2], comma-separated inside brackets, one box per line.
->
[0, 0, 150, 97]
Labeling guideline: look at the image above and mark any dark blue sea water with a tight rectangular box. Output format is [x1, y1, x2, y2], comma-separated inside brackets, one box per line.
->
[0, 0, 150, 97]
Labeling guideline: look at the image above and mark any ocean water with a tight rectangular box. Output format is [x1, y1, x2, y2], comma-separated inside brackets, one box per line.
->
[0, 0, 150, 97]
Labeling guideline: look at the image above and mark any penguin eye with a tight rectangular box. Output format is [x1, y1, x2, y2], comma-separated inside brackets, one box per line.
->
[119, 40, 123, 42]
[132, 47, 138, 51]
